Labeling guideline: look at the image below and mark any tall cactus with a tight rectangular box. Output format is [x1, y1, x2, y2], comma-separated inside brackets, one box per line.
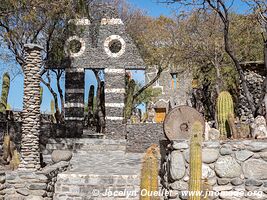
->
[140, 144, 160, 200]
[88, 85, 94, 114]
[50, 100, 56, 123]
[124, 79, 136, 122]
[40, 86, 43, 105]
[0, 72, 10, 112]
[216, 91, 234, 139]
[50, 100, 55, 114]
[189, 121, 203, 200]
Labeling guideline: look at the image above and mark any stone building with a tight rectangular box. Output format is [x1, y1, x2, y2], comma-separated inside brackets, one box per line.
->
[145, 66, 193, 123]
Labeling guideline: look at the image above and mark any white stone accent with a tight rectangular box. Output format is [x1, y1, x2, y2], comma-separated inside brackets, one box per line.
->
[64, 103, 84, 108]
[66, 89, 84, 93]
[104, 68, 125, 74]
[106, 116, 124, 120]
[105, 88, 125, 93]
[101, 18, 123, 25]
[65, 117, 84, 121]
[104, 35, 126, 58]
[68, 18, 91, 25]
[65, 68, 84, 73]
[64, 36, 86, 58]
[105, 103, 125, 108]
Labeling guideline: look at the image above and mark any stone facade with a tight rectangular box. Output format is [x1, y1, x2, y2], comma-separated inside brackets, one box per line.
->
[19, 44, 43, 171]
[161, 139, 267, 200]
[56, 5, 145, 137]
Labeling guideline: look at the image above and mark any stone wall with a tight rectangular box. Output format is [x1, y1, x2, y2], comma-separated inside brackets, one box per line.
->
[238, 62, 266, 122]
[161, 139, 267, 200]
[126, 123, 165, 152]
[2, 161, 69, 200]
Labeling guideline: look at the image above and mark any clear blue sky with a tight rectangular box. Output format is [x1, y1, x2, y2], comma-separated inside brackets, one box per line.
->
[0, 0, 251, 112]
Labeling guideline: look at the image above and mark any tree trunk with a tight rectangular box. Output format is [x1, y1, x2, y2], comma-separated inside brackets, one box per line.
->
[93, 70, 105, 133]
[56, 70, 64, 123]
[133, 66, 163, 100]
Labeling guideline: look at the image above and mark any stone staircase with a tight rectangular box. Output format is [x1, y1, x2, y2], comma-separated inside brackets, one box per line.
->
[82, 129, 105, 139]
[43, 138, 144, 200]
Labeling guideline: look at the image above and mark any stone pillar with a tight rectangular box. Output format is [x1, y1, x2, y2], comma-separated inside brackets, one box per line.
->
[19, 44, 43, 171]
[104, 68, 126, 139]
[65, 68, 85, 137]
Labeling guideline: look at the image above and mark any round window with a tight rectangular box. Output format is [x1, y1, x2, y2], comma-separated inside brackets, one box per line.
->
[69, 39, 82, 54]
[64, 36, 86, 58]
[104, 35, 126, 58]
[108, 39, 122, 53]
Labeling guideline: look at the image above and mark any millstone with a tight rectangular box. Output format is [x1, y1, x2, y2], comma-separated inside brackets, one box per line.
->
[163, 105, 205, 141]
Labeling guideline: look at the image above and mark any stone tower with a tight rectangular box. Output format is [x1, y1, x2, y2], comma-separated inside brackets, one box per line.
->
[19, 44, 43, 171]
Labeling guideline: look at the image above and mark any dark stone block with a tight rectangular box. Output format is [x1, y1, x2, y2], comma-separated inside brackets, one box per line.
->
[65, 121, 83, 138]
[65, 72, 84, 89]
[65, 93, 84, 104]
[65, 108, 84, 118]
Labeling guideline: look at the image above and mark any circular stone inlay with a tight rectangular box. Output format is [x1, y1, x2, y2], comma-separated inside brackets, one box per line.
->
[64, 36, 86, 58]
[104, 35, 126, 58]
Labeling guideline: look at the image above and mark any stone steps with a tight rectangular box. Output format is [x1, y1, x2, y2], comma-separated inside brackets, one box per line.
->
[44, 138, 144, 199]
[53, 173, 140, 200]
[44, 138, 127, 153]
[82, 129, 105, 139]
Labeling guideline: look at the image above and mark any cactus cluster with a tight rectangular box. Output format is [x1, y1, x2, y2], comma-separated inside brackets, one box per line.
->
[0, 72, 10, 112]
[189, 121, 203, 200]
[140, 144, 160, 200]
[216, 91, 234, 139]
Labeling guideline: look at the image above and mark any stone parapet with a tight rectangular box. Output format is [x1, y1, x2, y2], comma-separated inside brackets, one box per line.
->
[3, 161, 69, 200]
[161, 139, 267, 200]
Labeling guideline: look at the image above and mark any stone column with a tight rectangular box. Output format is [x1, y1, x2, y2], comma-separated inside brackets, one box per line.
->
[19, 44, 43, 171]
[65, 68, 85, 137]
[104, 68, 126, 139]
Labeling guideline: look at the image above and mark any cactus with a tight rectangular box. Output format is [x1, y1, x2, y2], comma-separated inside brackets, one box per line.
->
[88, 85, 94, 114]
[50, 100, 56, 123]
[216, 91, 234, 139]
[50, 100, 55, 114]
[10, 149, 20, 170]
[228, 113, 239, 139]
[0, 72, 10, 112]
[3, 135, 11, 162]
[124, 79, 136, 122]
[40, 87, 43, 105]
[189, 121, 203, 200]
[140, 144, 160, 200]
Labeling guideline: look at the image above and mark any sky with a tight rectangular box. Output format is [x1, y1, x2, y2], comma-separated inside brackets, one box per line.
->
[0, 0, 251, 112]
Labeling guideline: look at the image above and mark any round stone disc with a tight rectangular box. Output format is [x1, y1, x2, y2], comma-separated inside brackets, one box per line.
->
[163, 105, 205, 141]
